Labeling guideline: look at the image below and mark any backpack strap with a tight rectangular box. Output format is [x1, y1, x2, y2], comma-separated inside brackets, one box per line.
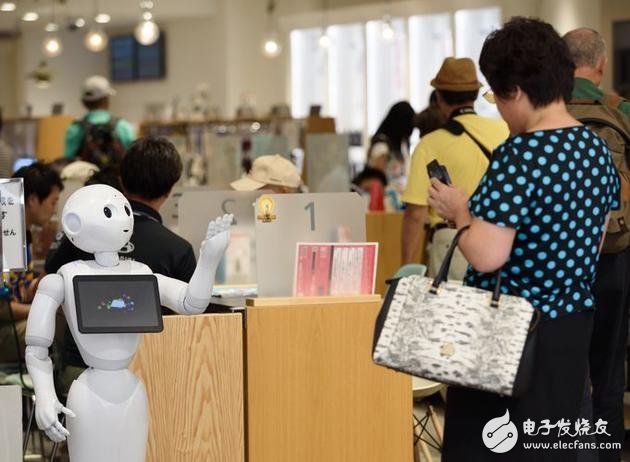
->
[578, 117, 630, 147]
[442, 119, 493, 161]
[570, 95, 627, 110]
[569, 98, 599, 105]
[602, 94, 626, 110]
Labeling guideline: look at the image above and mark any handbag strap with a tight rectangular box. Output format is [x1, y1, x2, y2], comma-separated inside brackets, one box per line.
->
[429, 225, 503, 307]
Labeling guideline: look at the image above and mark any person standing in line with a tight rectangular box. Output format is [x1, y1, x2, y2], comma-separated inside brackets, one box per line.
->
[64, 76, 135, 168]
[429, 17, 620, 461]
[564, 27, 630, 461]
[401, 57, 508, 279]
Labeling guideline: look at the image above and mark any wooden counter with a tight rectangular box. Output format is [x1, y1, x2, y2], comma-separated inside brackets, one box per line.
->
[130, 313, 244, 462]
[245, 296, 412, 462]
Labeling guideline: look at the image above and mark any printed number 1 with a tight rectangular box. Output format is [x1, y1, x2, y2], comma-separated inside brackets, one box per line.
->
[305, 202, 315, 231]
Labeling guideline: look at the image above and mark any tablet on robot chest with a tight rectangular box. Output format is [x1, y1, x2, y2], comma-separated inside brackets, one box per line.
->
[73, 275, 163, 334]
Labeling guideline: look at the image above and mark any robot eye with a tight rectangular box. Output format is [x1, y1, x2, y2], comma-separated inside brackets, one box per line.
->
[103, 207, 112, 218]
[124, 206, 131, 216]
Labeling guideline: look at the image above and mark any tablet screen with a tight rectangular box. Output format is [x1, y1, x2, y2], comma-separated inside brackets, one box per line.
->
[73, 275, 163, 334]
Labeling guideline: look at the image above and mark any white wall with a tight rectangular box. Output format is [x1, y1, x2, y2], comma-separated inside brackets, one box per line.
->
[0, 37, 18, 117]
[109, 16, 227, 122]
[19, 25, 108, 118]
[539, 0, 602, 35]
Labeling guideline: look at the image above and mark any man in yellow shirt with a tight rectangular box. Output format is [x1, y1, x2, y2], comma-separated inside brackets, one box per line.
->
[401, 57, 509, 279]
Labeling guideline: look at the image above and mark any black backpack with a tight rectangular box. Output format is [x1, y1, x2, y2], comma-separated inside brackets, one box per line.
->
[77, 116, 125, 168]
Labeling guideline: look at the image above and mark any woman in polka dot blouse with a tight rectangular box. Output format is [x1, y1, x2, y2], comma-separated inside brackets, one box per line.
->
[428, 18, 621, 461]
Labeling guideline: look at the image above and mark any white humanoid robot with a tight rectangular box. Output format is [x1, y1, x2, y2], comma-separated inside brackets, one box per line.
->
[24, 184, 232, 461]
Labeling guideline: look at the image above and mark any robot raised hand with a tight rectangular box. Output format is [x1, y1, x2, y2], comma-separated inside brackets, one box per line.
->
[24, 185, 232, 461]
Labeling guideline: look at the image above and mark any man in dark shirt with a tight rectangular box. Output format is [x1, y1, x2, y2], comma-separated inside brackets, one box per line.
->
[45, 138, 197, 389]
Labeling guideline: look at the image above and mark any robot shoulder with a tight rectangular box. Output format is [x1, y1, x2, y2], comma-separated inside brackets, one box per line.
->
[58, 260, 92, 277]
[129, 260, 153, 274]
[37, 273, 65, 304]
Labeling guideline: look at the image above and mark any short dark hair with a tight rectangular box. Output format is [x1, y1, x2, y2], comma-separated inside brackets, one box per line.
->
[82, 97, 108, 111]
[352, 167, 388, 189]
[479, 17, 575, 108]
[120, 137, 182, 200]
[12, 162, 63, 201]
[437, 90, 479, 106]
[85, 166, 123, 191]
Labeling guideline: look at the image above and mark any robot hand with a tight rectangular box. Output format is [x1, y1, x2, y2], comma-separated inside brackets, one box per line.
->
[199, 214, 233, 265]
[35, 395, 75, 443]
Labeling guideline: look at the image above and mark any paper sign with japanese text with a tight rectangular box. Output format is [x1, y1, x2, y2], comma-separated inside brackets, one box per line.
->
[0, 178, 27, 272]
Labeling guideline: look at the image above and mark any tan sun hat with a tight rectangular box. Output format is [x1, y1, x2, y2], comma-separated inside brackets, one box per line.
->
[230, 154, 301, 191]
[430, 57, 482, 92]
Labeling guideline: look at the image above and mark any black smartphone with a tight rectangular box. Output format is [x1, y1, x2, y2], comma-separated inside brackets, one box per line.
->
[426, 160, 452, 185]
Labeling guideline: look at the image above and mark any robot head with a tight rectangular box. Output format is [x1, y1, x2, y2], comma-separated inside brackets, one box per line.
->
[62, 184, 134, 253]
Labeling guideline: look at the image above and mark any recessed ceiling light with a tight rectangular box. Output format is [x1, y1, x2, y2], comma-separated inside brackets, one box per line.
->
[0, 2, 16, 12]
[45, 22, 59, 32]
[95, 13, 111, 24]
[74, 17, 86, 28]
[22, 11, 39, 22]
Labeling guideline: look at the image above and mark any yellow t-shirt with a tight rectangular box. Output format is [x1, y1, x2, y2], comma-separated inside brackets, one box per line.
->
[401, 114, 509, 226]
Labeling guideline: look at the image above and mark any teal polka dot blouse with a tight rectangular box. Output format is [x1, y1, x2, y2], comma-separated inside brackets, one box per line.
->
[465, 126, 621, 320]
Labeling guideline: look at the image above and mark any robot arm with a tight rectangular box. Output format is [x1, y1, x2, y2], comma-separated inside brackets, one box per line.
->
[157, 214, 232, 315]
[24, 274, 75, 443]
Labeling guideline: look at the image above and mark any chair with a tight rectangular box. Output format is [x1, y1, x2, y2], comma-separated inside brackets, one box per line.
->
[393, 263, 427, 279]
[393, 264, 444, 462]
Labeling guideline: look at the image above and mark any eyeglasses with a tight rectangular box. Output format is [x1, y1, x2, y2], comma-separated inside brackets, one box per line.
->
[482, 89, 496, 104]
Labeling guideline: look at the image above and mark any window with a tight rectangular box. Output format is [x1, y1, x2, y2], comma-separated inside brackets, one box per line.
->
[366, 18, 407, 135]
[290, 28, 327, 118]
[290, 6, 502, 154]
[454, 7, 501, 117]
[328, 24, 366, 133]
[409, 13, 453, 112]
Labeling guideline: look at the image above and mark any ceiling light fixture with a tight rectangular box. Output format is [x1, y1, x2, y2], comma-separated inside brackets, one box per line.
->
[22, 12, 39, 22]
[381, 16, 395, 42]
[0, 2, 16, 12]
[74, 17, 86, 28]
[42, 0, 62, 58]
[29, 60, 53, 89]
[381, 0, 395, 42]
[95, 13, 110, 24]
[261, 1, 281, 59]
[134, 0, 160, 46]
[319, 30, 331, 48]
[85, 0, 109, 52]
[43, 35, 62, 58]
[135, 18, 159, 45]
[319, 0, 331, 49]
[85, 27, 108, 52]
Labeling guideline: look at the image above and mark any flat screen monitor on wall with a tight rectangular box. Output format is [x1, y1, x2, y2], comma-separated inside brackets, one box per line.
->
[110, 34, 166, 82]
